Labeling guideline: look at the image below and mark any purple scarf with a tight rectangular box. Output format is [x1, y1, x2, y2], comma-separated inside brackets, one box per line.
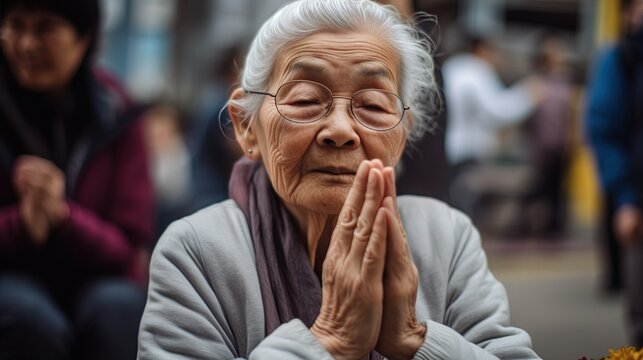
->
[229, 158, 384, 360]
[229, 158, 322, 333]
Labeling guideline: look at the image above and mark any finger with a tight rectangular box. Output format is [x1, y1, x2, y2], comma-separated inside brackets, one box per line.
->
[329, 160, 372, 256]
[13, 169, 30, 195]
[17, 164, 62, 192]
[362, 206, 388, 281]
[19, 173, 50, 194]
[383, 197, 410, 266]
[371, 158, 384, 171]
[16, 156, 62, 181]
[382, 167, 398, 203]
[15, 156, 45, 174]
[16, 155, 54, 168]
[348, 167, 384, 263]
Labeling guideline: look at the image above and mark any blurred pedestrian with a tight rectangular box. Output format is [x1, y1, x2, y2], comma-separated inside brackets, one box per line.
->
[142, 102, 193, 238]
[188, 44, 245, 212]
[586, 0, 643, 345]
[0, 0, 153, 359]
[525, 31, 575, 237]
[442, 35, 542, 216]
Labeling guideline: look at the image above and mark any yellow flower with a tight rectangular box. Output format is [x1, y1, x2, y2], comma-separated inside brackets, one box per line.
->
[604, 347, 643, 360]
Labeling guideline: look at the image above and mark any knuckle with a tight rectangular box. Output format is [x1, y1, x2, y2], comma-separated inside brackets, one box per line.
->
[354, 217, 371, 240]
[322, 263, 337, 286]
[339, 208, 358, 229]
[362, 247, 380, 266]
[323, 257, 337, 272]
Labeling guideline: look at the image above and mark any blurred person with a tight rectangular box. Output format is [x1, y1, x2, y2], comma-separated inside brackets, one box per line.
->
[524, 31, 574, 237]
[586, 0, 643, 346]
[142, 102, 193, 239]
[442, 35, 542, 217]
[138, 0, 540, 359]
[189, 44, 245, 212]
[0, 0, 153, 359]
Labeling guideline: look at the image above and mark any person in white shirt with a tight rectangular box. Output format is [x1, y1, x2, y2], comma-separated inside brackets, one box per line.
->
[443, 36, 540, 166]
[442, 36, 542, 215]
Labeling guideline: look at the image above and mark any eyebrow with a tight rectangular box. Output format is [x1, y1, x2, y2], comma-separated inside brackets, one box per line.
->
[289, 61, 329, 75]
[357, 65, 394, 80]
[288, 61, 394, 81]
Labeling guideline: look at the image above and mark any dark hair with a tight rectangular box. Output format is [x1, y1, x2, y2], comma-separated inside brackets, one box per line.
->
[463, 32, 490, 53]
[533, 29, 568, 71]
[0, 0, 100, 60]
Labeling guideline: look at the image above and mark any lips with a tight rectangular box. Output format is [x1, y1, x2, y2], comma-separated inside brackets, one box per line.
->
[313, 166, 356, 175]
[16, 60, 46, 75]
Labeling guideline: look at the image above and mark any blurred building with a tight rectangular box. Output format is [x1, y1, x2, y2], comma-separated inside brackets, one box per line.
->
[99, 0, 603, 108]
[99, 0, 287, 107]
[98, 0, 607, 230]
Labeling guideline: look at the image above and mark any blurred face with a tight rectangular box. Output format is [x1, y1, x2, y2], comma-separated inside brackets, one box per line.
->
[630, 0, 643, 31]
[247, 31, 407, 215]
[542, 38, 569, 74]
[0, 7, 90, 92]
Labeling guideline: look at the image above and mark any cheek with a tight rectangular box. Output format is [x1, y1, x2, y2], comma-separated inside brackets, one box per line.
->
[366, 128, 406, 165]
[259, 108, 316, 195]
[55, 42, 85, 77]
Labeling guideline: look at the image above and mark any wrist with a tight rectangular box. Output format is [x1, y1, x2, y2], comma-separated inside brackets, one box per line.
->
[311, 322, 365, 360]
[389, 323, 427, 360]
[407, 322, 427, 358]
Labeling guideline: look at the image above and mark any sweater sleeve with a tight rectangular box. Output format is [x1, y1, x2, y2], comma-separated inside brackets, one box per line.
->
[472, 80, 534, 126]
[414, 209, 539, 360]
[53, 121, 154, 273]
[138, 217, 334, 360]
[586, 47, 638, 208]
[471, 67, 535, 126]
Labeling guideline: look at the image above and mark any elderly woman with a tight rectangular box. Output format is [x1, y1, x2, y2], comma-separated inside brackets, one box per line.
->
[138, 0, 540, 359]
[0, 0, 152, 358]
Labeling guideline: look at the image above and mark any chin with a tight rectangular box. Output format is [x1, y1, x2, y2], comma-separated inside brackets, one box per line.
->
[300, 186, 349, 215]
[16, 73, 57, 92]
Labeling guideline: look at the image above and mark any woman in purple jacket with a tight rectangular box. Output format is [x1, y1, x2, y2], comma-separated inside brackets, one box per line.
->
[0, 0, 154, 359]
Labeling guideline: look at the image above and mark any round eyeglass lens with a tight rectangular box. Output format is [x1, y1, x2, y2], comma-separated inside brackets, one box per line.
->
[275, 81, 331, 123]
[352, 90, 404, 130]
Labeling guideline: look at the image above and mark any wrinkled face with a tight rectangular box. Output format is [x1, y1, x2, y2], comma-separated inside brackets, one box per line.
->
[249, 31, 407, 215]
[0, 7, 90, 92]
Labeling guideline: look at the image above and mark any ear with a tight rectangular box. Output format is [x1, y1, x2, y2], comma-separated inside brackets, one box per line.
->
[229, 88, 260, 160]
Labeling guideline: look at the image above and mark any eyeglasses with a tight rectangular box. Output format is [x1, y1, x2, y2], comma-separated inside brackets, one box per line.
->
[244, 80, 409, 131]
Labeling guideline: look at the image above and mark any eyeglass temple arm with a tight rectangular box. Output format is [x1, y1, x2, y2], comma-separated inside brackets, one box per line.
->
[244, 89, 276, 97]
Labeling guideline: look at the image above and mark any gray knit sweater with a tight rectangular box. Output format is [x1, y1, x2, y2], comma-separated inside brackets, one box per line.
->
[138, 196, 540, 359]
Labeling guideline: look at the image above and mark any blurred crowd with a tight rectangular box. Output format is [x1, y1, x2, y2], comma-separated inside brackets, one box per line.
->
[0, 0, 642, 358]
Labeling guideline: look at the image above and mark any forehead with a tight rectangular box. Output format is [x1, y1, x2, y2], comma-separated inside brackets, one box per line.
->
[5, 6, 67, 22]
[272, 31, 401, 88]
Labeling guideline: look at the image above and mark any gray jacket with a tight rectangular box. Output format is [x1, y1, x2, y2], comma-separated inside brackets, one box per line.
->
[138, 196, 540, 359]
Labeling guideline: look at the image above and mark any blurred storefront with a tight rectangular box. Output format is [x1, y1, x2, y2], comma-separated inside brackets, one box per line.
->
[98, 0, 619, 231]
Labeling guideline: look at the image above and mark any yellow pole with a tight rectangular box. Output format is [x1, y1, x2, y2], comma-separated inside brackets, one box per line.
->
[567, 0, 623, 226]
[596, 0, 621, 45]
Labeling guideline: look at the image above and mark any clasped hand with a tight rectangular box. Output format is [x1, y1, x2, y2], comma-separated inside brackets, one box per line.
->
[311, 159, 426, 360]
[13, 155, 69, 244]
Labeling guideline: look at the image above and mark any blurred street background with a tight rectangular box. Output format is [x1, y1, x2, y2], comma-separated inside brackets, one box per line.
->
[96, 0, 635, 358]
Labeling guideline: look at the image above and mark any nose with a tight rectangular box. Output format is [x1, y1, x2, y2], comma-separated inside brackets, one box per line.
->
[17, 31, 40, 52]
[315, 99, 360, 149]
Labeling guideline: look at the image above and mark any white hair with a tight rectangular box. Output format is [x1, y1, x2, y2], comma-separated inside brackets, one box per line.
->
[230, 0, 439, 143]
